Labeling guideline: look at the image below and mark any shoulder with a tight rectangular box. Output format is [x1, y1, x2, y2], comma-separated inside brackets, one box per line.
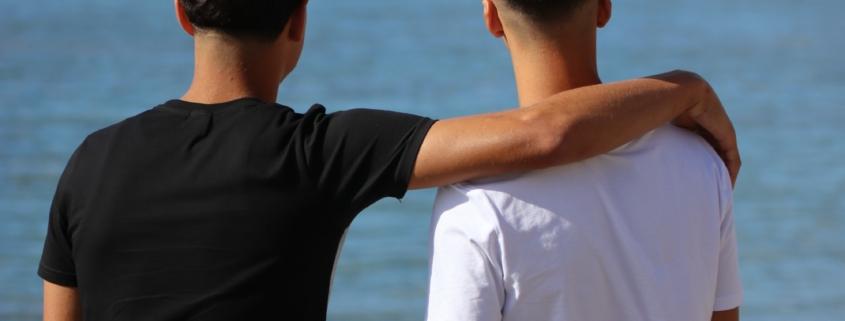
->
[72, 110, 152, 160]
[316, 106, 433, 130]
[52, 109, 156, 195]
[83, 107, 170, 146]
[647, 125, 725, 167]
[293, 104, 433, 140]
[617, 125, 729, 183]
[634, 125, 734, 213]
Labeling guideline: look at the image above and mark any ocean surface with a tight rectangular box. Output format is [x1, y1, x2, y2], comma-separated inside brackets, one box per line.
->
[1, 0, 843, 320]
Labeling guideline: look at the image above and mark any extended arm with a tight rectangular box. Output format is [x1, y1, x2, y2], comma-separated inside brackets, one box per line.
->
[410, 70, 740, 189]
[44, 281, 81, 321]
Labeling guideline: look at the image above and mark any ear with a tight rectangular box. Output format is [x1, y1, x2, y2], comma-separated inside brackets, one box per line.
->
[174, 0, 195, 36]
[286, 0, 308, 42]
[483, 0, 505, 38]
[597, 0, 612, 28]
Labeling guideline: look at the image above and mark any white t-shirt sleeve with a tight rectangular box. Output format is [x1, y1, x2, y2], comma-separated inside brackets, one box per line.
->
[427, 186, 505, 321]
[714, 165, 744, 311]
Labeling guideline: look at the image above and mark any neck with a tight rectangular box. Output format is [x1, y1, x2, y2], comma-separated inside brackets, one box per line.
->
[182, 35, 286, 105]
[508, 36, 601, 107]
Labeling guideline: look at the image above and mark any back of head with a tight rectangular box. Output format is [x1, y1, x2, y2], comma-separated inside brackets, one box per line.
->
[502, 0, 592, 23]
[488, 0, 609, 44]
[179, 0, 303, 40]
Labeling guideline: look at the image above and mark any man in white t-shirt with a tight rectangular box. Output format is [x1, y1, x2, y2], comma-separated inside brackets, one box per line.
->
[426, 1, 742, 321]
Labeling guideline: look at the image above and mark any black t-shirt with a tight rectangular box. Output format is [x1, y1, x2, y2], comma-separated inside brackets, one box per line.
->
[38, 98, 436, 320]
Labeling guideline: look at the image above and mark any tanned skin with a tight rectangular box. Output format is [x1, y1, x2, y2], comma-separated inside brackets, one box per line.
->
[43, 1, 741, 319]
[43, 283, 80, 321]
[713, 308, 740, 321]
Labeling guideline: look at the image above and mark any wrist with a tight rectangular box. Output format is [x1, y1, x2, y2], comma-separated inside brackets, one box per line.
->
[668, 70, 710, 119]
[647, 70, 708, 117]
[688, 79, 713, 119]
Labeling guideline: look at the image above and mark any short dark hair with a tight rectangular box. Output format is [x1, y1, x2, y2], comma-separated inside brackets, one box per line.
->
[179, 0, 303, 40]
[503, 0, 591, 22]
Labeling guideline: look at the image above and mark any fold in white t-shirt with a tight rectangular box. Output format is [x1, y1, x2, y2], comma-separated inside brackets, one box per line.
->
[427, 125, 742, 321]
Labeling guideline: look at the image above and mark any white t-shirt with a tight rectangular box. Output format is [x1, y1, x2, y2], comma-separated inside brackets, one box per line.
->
[427, 125, 742, 321]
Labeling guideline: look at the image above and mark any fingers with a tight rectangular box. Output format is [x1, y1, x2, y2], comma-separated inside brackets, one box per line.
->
[693, 85, 741, 187]
[672, 74, 741, 187]
[713, 121, 740, 188]
[710, 123, 740, 188]
[700, 121, 738, 187]
[710, 131, 741, 187]
[715, 134, 741, 187]
[681, 123, 741, 187]
[725, 149, 741, 187]
[706, 133, 740, 188]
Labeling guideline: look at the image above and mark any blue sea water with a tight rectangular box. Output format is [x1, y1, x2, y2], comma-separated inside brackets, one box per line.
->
[1, 0, 843, 320]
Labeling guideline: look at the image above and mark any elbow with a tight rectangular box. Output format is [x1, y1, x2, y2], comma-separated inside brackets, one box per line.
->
[517, 111, 586, 168]
[532, 127, 592, 168]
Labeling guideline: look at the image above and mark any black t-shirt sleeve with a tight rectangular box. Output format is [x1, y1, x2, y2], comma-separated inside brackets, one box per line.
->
[38, 145, 82, 287]
[303, 106, 435, 224]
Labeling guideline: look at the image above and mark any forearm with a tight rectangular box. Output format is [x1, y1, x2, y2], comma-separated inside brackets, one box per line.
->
[523, 70, 707, 166]
[410, 71, 709, 189]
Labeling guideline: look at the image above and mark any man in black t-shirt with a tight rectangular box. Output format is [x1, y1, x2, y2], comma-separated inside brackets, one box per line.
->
[39, 1, 741, 320]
